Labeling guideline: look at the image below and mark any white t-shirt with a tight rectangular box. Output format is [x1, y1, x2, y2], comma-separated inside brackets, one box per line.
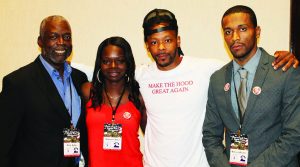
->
[136, 56, 224, 167]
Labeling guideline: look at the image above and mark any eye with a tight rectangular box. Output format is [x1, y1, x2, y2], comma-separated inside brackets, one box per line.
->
[63, 34, 71, 40]
[150, 40, 157, 45]
[240, 27, 247, 32]
[101, 59, 110, 65]
[165, 39, 172, 43]
[49, 34, 57, 40]
[116, 59, 126, 64]
[224, 30, 232, 35]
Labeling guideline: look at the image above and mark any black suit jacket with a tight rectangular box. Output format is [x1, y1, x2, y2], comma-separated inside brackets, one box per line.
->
[0, 57, 88, 167]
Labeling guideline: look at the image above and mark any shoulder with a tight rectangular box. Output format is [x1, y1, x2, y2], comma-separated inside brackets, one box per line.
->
[135, 62, 156, 81]
[183, 56, 226, 74]
[1, 61, 38, 95]
[81, 82, 92, 102]
[3, 61, 37, 84]
[260, 48, 275, 64]
[72, 67, 87, 78]
[208, 61, 232, 86]
[71, 67, 88, 84]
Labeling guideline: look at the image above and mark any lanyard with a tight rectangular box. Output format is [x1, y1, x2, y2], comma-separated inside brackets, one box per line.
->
[104, 86, 126, 123]
[68, 78, 74, 128]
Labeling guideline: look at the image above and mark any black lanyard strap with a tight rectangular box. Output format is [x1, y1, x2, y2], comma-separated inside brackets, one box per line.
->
[68, 78, 74, 128]
[104, 86, 126, 123]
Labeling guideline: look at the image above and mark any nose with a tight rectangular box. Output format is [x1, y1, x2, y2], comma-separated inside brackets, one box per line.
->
[158, 42, 166, 50]
[111, 60, 116, 68]
[57, 36, 64, 45]
[233, 31, 240, 41]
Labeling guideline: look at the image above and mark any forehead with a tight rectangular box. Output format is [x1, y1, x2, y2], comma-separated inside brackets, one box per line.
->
[102, 45, 124, 57]
[42, 19, 71, 35]
[222, 13, 253, 28]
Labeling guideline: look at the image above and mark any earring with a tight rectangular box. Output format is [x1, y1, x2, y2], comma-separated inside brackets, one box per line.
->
[97, 69, 102, 84]
[125, 74, 130, 83]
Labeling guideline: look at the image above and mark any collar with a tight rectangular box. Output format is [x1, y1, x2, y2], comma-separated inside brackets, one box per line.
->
[233, 48, 261, 75]
[39, 55, 72, 79]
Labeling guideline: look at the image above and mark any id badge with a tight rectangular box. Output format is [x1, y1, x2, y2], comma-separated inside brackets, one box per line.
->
[229, 132, 249, 166]
[103, 123, 122, 151]
[63, 127, 80, 157]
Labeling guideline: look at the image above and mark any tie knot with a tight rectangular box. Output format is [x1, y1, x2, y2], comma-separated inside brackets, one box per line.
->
[238, 68, 248, 79]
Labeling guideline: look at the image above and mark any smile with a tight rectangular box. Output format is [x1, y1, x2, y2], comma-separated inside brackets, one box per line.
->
[108, 72, 121, 77]
[55, 50, 66, 54]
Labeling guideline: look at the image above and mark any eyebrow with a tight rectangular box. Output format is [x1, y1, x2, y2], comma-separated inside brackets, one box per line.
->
[224, 24, 249, 29]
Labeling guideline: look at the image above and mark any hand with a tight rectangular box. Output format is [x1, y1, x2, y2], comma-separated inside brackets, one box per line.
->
[272, 51, 299, 71]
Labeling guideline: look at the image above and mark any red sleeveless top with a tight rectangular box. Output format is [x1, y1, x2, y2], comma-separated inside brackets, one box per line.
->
[86, 100, 143, 167]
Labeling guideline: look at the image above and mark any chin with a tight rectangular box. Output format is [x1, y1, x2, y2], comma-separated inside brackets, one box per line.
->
[232, 51, 246, 59]
[158, 60, 172, 67]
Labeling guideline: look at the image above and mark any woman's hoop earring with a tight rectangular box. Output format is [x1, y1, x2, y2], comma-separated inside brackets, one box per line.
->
[125, 74, 130, 83]
[97, 69, 102, 84]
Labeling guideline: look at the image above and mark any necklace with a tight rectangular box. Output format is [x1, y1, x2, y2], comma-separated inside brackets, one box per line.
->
[106, 92, 122, 100]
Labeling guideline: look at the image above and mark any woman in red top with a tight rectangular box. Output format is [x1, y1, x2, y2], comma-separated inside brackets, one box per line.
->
[82, 36, 147, 167]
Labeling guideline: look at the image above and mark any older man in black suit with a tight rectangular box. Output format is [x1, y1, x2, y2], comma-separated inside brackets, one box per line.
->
[0, 15, 88, 167]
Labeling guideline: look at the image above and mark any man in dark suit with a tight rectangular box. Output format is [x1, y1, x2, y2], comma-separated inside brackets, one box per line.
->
[202, 5, 300, 167]
[0, 15, 88, 167]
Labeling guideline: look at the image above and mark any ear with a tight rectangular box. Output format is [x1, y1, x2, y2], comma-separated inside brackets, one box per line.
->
[177, 36, 181, 47]
[145, 42, 150, 51]
[37, 36, 43, 48]
[255, 26, 261, 39]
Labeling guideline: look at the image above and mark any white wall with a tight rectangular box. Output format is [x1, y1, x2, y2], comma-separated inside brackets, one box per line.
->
[0, 0, 290, 89]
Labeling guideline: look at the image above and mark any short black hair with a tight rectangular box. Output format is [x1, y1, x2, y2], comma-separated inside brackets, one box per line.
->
[222, 5, 257, 27]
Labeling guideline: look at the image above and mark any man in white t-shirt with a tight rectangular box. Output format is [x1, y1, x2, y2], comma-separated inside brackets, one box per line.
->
[136, 8, 298, 167]
[135, 8, 223, 167]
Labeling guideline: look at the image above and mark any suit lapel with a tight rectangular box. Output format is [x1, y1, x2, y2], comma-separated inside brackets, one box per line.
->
[71, 71, 82, 97]
[242, 49, 270, 129]
[71, 70, 85, 128]
[31, 58, 71, 124]
[224, 62, 240, 126]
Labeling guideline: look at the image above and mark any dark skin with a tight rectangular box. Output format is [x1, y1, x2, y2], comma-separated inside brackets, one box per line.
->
[222, 13, 261, 66]
[145, 23, 182, 71]
[146, 22, 298, 72]
[273, 51, 299, 71]
[81, 45, 147, 133]
[38, 16, 72, 77]
[101, 44, 127, 102]
[222, 12, 299, 71]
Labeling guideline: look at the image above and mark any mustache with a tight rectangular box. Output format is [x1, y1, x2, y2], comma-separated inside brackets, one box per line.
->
[230, 41, 243, 47]
[55, 45, 71, 50]
[155, 52, 170, 57]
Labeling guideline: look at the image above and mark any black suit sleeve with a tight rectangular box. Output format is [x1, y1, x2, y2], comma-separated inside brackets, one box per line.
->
[202, 75, 231, 167]
[0, 75, 26, 167]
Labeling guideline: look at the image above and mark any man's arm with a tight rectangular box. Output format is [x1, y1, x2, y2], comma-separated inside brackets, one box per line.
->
[0, 76, 25, 167]
[249, 67, 300, 167]
[272, 51, 299, 71]
[202, 79, 231, 167]
[139, 94, 147, 134]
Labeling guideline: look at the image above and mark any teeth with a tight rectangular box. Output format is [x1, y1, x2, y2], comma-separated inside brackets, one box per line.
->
[55, 50, 65, 54]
